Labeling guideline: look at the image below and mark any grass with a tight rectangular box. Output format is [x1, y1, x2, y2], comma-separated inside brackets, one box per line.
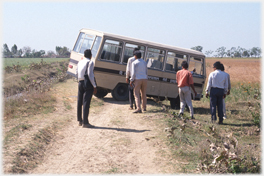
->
[161, 82, 261, 173]
[3, 58, 70, 68]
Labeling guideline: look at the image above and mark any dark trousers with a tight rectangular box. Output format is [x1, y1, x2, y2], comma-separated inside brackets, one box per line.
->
[128, 83, 136, 109]
[77, 81, 94, 124]
[210, 87, 224, 122]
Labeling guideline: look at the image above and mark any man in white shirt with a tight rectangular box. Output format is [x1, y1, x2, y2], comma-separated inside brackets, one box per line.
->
[76, 49, 97, 128]
[130, 50, 148, 113]
[220, 63, 231, 119]
[205, 61, 228, 124]
[126, 48, 139, 110]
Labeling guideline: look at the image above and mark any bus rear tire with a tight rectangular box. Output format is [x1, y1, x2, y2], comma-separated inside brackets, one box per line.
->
[169, 96, 180, 109]
[111, 83, 129, 101]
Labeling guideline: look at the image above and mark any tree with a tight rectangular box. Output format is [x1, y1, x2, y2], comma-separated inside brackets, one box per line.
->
[47, 50, 56, 58]
[251, 47, 261, 58]
[11, 44, 18, 56]
[3, 43, 11, 57]
[215, 46, 226, 58]
[55, 46, 70, 57]
[191, 46, 203, 52]
[22, 46, 31, 57]
[205, 50, 214, 57]
[242, 50, 250, 58]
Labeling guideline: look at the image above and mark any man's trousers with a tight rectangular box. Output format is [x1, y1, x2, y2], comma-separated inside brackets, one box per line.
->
[178, 86, 194, 117]
[134, 79, 147, 111]
[77, 81, 94, 124]
[210, 87, 224, 122]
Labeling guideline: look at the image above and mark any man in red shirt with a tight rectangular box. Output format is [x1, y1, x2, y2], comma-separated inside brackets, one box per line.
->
[176, 61, 197, 119]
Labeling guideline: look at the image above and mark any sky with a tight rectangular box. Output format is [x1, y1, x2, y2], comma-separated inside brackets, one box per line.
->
[1, 0, 262, 55]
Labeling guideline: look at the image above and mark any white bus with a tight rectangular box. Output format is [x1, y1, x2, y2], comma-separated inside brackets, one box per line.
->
[67, 29, 206, 109]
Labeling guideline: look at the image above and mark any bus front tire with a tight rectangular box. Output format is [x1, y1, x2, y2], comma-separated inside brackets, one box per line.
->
[111, 83, 129, 101]
[94, 87, 108, 98]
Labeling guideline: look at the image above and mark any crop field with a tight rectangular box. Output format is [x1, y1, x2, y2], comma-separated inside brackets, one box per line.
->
[205, 58, 261, 84]
[3, 58, 70, 68]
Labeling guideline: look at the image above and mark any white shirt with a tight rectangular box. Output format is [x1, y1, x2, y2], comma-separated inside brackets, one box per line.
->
[206, 69, 228, 94]
[130, 58, 148, 82]
[76, 58, 96, 88]
[223, 71, 231, 91]
[126, 56, 136, 78]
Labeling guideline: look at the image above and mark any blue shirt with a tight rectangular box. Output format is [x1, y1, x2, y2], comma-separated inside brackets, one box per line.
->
[206, 69, 228, 94]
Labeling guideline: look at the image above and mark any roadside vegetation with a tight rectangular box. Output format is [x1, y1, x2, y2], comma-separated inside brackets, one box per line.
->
[2, 57, 261, 174]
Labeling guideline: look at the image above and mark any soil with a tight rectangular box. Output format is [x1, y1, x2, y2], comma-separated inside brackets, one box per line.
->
[27, 79, 179, 174]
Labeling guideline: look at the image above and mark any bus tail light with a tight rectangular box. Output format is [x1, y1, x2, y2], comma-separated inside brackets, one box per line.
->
[69, 64, 73, 69]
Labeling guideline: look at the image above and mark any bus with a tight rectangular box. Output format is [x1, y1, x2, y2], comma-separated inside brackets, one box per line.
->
[67, 28, 206, 109]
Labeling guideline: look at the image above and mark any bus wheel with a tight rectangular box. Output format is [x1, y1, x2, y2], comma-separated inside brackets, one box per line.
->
[94, 87, 108, 98]
[169, 96, 180, 109]
[111, 83, 129, 101]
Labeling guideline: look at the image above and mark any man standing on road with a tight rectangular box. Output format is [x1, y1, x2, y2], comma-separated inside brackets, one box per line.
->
[130, 50, 148, 113]
[220, 63, 231, 119]
[176, 61, 197, 119]
[76, 49, 97, 128]
[126, 48, 139, 110]
[205, 61, 228, 124]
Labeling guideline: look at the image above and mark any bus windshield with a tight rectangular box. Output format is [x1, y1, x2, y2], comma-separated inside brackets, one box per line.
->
[73, 32, 102, 58]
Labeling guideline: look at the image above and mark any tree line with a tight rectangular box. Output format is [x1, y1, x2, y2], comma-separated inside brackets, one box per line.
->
[191, 46, 261, 58]
[2, 44, 71, 58]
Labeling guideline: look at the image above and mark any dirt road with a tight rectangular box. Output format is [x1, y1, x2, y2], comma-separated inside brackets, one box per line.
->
[29, 80, 178, 174]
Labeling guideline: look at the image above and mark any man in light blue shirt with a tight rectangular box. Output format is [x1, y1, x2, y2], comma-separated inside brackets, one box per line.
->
[205, 61, 228, 124]
[130, 50, 148, 113]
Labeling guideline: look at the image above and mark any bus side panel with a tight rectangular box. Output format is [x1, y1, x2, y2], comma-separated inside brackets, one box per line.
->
[159, 72, 178, 98]
[94, 60, 127, 90]
[145, 69, 161, 97]
[192, 76, 205, 100]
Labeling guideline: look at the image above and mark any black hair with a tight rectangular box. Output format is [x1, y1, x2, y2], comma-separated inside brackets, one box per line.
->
[133, 47, 139, 53]
[181, 61, 188, 69]
[220, 64, 225, 71]
[134, 50, 142, 58]
[84, 49, 92, 58]
[213, 61, 222, 70]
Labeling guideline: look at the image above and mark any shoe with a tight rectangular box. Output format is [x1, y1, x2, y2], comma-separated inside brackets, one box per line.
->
[218, 121, 223, 125]
[83, 123, 95, 128]
[178, 113, 183, 118]
[133, 110, 142, 113]
[191, 116, 195, 119]
[79, 121, 83, 126]
[129, 107, 133, 110]
[143, 109, 146, 111]
[223, 116, 227, 120]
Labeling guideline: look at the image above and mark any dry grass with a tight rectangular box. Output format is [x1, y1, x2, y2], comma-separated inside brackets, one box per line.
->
[205, 58, 260, 84]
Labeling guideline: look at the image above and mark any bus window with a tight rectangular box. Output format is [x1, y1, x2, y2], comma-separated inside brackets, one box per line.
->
[79, 34, 96, 54]
[146, 48, 165, 70]
[123, 43, 145, 64]
[91, 36, 102, 58]
[100, 39, 123, 62]
[166, 52, 177, 72]
[73, 32, 85, 53]
[189, 57, 204, 76]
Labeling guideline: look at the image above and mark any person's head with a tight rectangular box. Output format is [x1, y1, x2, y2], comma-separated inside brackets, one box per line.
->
[84, 49, 92, 59]
[133, 50, 141, 59]
[181, 61, 188, 69]
[220, 63, 225, 71]
[213, 61, 221, 70]
[133, 47, 139, 54]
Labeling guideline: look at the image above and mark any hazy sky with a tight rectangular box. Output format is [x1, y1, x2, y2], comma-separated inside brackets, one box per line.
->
[1, 0, 262, 55]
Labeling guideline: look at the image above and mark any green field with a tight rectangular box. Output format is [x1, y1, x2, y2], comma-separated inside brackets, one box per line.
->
[3, 58, 70, 68]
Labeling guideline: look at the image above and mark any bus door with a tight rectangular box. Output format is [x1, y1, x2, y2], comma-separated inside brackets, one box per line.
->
[188, 56, 205, 100]
[162, 52, 188, 98]
[145, 47, 166, 97]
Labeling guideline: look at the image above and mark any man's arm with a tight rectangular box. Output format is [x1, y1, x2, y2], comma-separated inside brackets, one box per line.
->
[88, 61, 97, 94]
[205, 73, 212, 98]
[130, 62, 136, 86]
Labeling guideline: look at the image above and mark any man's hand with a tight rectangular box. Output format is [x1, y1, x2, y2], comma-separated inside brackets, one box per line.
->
[126, 78, 129, 84]
[130, 81, 134, 87]
[223, 94, 226, 99]
[194, 91, 197, 97]
[93, 87, 97, 95]
[227, 90, 230, 95]
[206, 93, 209, 98]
